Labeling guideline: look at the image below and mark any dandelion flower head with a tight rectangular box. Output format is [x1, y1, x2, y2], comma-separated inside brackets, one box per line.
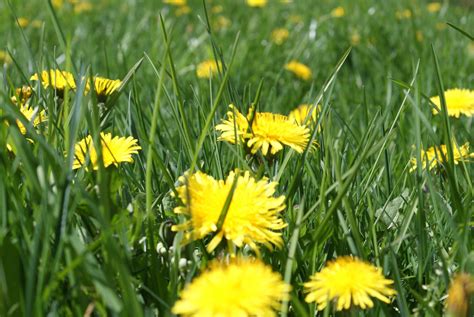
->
[430, 89, 474, 118]
[246, 0, 267, 8]
[196, 59, 221, 79]
[284, 60, 312, 81]
[410, 142, 474, 172]
[172, 258, 290, 317]
[446, 273, 474, 317]
[31, 70, 76, 91]
[304, 256, 396, 311]
[172, 169, 286, 253]
[73, 132, 141, 170]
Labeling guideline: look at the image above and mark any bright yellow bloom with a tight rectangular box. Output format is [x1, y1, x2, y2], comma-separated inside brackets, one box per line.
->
[430, 89, 474, 117]
[427, 2, 442, 13]
[74, 1, 93, 13]
[246, 0, 267, 8]
[216, 105, 310, 155]
[92, 77, 122, 100]
[163, 0, 186, 6]
[196, 60, 221, 79]
[271, 28, 289, 45]
[396, 9, 412, 19]
[248, 112, 309, 155]
[0, 50, 12, 65]
[215, 104, 250, 144]
[284, 60, 312, 81]
[172, 258, 291, 317]
[289, 104, 319, 126]
[331, 6, 345, 18]
[17, 17, 30, 28]
[176, 5, 191, 16]
[73, 132, 141, 170]
[410, 142, 474, 172]
[304, 256, 396, 311]
[446, 273, 474, 317]
[31, 70, 76, 91]
[172, 170, 286, 253]
[52, 0, 64, 8]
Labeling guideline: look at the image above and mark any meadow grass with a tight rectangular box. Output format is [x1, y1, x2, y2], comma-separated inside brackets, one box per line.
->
[0, 0, 473, 316]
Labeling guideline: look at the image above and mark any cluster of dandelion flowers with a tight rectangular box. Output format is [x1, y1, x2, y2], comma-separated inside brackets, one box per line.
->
[172, 170, 286, 253]
[9, 86, 47, 135]
[445, 273, 474, 317]
[410, 142, 474, 172]
[284, 60, 312, 81]
[172, 258, 290, 316]
[31, 69, 76, 91]
[430, 89, 474, 118]
[196, 59, 221, 79]
[216, 105, 310, 156]
[304, 256, 396, 311]
[73, 132, 141, 170]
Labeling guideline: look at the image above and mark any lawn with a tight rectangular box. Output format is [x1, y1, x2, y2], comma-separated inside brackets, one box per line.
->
[0, 0, 473, 316]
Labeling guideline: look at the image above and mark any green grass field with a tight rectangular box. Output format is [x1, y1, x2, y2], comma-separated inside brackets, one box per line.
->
[0, 0, 473, 316]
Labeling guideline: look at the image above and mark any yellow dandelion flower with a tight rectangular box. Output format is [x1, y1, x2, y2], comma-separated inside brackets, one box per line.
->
[172, 170, 286, 253]
[216, 105, 310, 155]
[74, 1, 93, 14]
[215, 104, 250, 144]
[430, 89, 474, 117]
[0, 50, 12, 65]
[284, 60, 312, 81]
[246, 0, 267, 8]
[73, 132, 141, 170]
[52, 0, 64, 8]
[410, 142, 474, 172]
[271, 28, 289, 45]
[196, 59, 221, 79]
[248, 112, 310, 155]
[213, 16, 231, 31]
[172, 258, 291, 317]
[92, 77, 122, 101]
[427, 2, 442, 13]
[176, 5, 191, 16]
[304, 256, 396, 311]
[211, 5, 223, 14]
[15, 106, 48, 135]
[289, 104, 319, 126]
[163, 0, 186, 6]
[446, 273, 474, 317]
[351, 32, 361, 46]
[396, 9, 412, 20]
[31, 70, 76, 91]
[17, 17, 30, 28]
[331, 6, 345, 18]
